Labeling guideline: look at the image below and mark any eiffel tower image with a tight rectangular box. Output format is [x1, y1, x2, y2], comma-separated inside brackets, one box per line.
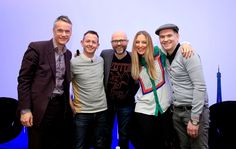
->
[216, 66, 222, 103]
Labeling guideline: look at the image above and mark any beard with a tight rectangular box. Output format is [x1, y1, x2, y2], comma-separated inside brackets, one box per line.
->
[114, 46, 127, 55]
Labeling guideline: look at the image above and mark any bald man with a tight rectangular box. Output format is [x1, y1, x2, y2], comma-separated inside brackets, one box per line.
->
[101, 31, 139, 149]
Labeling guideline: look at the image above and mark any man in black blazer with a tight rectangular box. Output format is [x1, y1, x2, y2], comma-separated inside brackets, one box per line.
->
[101, 31, 139, 149]
[17, 15, 73, 149]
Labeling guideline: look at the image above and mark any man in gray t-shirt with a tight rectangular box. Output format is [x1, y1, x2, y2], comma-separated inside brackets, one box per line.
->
[70, 30, 108, 149]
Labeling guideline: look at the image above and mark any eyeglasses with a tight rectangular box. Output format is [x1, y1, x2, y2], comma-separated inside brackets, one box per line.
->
[111, 39, 128, 44]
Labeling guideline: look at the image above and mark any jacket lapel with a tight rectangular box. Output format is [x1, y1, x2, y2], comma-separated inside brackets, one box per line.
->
[47, 40, 56, 77]
[104, 50, 114, 87]
[64, 51, 71, 83]
[106, 50, 114, 73]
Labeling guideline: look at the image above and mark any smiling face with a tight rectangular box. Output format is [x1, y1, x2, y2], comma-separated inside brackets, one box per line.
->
[111, 31, 128, 55]
[81, 32, 99, 58]
[53, 20, 72, 47]
[135, 34, 147, 56]
[159, 28, 179, 54]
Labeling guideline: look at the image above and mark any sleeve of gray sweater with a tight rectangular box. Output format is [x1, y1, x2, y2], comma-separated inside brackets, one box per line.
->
[184, 53, 208, 121]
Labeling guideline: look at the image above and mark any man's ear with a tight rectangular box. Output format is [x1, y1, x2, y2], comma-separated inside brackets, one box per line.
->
[176, 33, 180, 40]
[80, 40, 83, 46]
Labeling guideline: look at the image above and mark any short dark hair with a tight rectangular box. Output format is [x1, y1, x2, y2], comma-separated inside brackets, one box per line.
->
[53, 15, 72, 28]
[83, 30, 99, 41]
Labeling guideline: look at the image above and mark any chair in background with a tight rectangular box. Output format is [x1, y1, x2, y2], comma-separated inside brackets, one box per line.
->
[0, 97, 23, 144]
[209, 100, 236, 149]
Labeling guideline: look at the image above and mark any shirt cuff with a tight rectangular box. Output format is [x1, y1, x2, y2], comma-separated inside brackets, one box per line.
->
[21, 109, 31, 114]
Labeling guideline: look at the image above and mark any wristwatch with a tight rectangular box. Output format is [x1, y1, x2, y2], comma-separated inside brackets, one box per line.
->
[191, 119, 199, 126]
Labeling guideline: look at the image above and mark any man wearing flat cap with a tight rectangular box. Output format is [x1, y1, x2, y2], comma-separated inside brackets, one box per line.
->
[155, 23, 179, 35]
[155, 23, 209, 149]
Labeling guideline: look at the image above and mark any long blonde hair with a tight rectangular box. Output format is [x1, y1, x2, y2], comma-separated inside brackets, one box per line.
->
[131, 31, 158, 80]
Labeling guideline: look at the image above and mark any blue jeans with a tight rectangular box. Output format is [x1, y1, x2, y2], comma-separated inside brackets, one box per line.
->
[106, 104, 134, 149]
[74, 110, 108, 149]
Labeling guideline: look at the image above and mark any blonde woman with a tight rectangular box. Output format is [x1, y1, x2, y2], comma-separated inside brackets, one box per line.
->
[130, 31, 192, 149]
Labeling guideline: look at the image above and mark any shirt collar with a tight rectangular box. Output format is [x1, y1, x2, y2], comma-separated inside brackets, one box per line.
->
[53, 38, 67, 54]
[81, 53, 96, 62]
[166, 43, 180, 64]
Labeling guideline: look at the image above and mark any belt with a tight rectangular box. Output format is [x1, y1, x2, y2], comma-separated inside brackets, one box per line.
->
[173, 105, 192, 111]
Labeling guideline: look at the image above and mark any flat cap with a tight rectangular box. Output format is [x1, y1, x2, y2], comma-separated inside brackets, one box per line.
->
[155, 23, 179, 35]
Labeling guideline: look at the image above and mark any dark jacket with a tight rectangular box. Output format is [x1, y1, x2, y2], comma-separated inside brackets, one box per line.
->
[17, 39, 72, 127]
